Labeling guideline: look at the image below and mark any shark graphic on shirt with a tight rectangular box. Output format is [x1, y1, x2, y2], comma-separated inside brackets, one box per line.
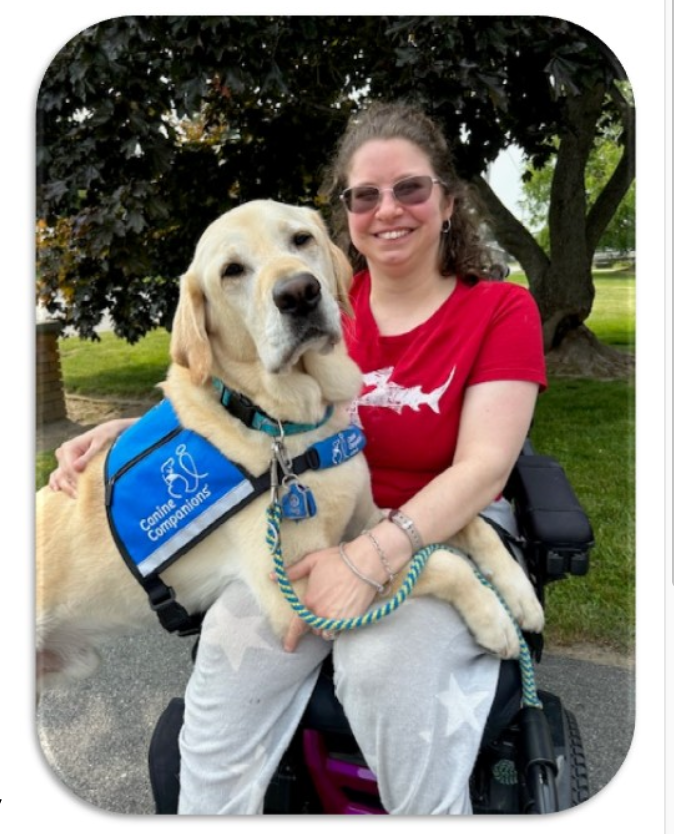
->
[351, 366, 456, 423]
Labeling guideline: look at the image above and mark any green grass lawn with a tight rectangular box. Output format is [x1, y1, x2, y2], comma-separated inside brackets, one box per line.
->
[509, 267, 635, 349]
[58, 328, 171, 399]
[511, 268, 634, 650]
[36, 451, 58, 488]
[530, 378, 634, 650]
[38, 270, 635, 653]
[585, 272, 635, 349]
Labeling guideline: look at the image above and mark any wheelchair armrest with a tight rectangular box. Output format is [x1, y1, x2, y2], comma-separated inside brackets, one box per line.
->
[505, 453, 594, 583]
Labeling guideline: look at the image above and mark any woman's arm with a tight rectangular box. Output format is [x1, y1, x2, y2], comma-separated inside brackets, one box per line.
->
[282, 379, 539, 650]
[395, 379, 539, 549]
[48, 418, 138, 497]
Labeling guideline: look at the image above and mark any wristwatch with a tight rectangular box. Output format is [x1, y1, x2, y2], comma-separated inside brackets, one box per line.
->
[387, 509, 424, 552]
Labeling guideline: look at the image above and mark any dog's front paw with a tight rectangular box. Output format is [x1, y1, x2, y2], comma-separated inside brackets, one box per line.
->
[515, 589, 545, 634]
[495, 568, 545, 634]
[464, 588, 522, 660]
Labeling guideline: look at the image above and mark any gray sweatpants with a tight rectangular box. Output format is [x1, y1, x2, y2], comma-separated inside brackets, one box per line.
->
[178, 501, 515, 815]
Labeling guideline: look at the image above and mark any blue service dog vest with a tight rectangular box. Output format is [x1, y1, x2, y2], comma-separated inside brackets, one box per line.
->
[105, 398, 366, 634]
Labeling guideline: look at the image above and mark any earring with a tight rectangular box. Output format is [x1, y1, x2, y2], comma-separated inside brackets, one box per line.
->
[441, 219, 451, 235]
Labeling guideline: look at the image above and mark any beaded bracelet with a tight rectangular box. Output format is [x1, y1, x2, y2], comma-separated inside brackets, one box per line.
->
[338, 542, 385, 595]
[363, 530, 397, 592]
[386, 509, 424, 553]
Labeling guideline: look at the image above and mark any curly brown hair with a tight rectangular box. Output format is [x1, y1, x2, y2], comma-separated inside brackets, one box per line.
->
[320, 101, 492, 282]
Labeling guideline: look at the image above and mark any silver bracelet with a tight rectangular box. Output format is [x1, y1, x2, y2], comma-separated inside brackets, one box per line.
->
[362, 530, 397, 591]
[338, 542, 385, 595]
[387, 509, 424, 553]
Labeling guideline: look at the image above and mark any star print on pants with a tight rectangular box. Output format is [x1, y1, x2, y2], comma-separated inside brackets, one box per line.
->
[419, 674, 492, 742]
[200, 600, 276, 673]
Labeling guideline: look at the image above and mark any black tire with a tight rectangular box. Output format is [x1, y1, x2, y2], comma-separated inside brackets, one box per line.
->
[565, 708, 590, 805]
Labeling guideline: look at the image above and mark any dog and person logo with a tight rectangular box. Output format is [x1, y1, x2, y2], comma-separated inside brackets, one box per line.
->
[139, 440, 216, 551]
[160, 443, 209, 501]
[326, 425, 366, 465]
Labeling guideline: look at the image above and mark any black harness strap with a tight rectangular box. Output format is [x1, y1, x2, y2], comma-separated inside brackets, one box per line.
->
[145, 576, 205, 636]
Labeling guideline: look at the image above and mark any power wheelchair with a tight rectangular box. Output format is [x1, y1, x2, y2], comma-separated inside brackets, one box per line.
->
[148, 440, 594, 815]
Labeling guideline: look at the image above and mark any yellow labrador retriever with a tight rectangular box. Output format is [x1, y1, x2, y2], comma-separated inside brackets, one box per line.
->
[36, 200, 543, 693]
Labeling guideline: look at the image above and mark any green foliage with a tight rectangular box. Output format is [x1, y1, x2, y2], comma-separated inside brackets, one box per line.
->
[521, 135, 635, 254]
[37, 15, 630, 342]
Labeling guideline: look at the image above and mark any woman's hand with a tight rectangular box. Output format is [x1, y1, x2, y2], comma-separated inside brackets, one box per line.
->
[48, 418, 137, 498]
[280, 541, 381, 652]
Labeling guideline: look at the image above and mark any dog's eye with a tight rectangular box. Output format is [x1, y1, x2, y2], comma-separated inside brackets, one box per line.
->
[221, 262, 246, 279]
[293, 232, 313, 248]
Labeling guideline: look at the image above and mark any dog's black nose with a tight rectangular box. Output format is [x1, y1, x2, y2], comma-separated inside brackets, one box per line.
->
[273, 273, 322, 316]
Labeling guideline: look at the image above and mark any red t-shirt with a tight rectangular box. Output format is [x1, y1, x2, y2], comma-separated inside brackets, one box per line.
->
[343, 271, 547, 509]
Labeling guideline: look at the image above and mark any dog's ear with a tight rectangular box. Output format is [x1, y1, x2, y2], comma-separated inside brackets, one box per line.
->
[329, 241, 354, 317]
[170, 271, 212, 385]
[304, 206, 354, 315]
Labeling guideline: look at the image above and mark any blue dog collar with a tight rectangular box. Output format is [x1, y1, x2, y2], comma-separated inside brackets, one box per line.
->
[212, 378, 334, 437]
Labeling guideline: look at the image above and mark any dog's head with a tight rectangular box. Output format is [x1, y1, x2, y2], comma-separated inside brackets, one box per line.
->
[171, 200, 354, 387]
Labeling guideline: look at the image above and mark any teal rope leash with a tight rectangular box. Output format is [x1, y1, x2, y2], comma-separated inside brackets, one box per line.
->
[471, 569, 543, 709]
[266, 501, 542, 709]
[266, 501, 446, 631]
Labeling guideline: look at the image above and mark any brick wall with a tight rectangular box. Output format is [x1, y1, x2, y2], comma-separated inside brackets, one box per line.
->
[36, 321, 67, 424]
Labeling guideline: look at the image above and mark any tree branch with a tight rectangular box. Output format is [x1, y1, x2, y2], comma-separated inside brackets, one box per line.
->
[469, 175, 550, 289]
[586, 93, 636, 251]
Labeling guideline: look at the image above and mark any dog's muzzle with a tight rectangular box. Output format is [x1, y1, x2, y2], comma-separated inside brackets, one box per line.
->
[273, 273, 322, 317]
[267, 271, 340, 373]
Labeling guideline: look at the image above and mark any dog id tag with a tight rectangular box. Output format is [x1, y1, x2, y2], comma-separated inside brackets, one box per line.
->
[281, 481, 317, 521]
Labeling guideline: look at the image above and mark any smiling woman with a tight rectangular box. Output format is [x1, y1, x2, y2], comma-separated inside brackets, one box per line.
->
[342, 138, 453, 287]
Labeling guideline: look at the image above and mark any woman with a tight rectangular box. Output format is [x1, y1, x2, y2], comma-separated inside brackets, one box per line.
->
[49, 102, 546, 814]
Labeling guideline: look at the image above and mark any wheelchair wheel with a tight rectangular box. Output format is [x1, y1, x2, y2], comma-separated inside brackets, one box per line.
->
[566, 708, 590, 806]
[519, 695, 590, 814]
[534, 700, 590, 813]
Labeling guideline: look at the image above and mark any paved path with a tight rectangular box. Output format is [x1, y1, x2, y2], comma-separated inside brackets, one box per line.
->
[36, 627, 634, 815]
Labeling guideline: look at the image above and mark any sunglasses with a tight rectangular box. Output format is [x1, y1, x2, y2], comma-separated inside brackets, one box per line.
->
[340, 175, 445, 214]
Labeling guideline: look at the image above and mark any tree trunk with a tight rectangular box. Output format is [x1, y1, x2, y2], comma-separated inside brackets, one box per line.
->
[535, 85, 605, 349]
[472, 174, 595, 352]
[544, 325, 635, 380]
[472, 84, 635, 375]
